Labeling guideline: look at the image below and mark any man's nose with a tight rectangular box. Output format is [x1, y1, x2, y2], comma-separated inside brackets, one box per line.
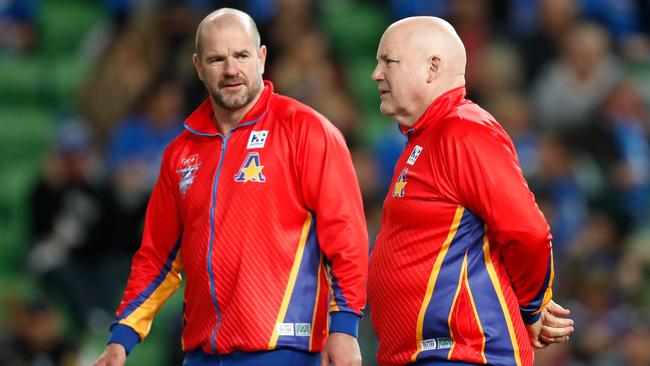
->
[371, 65, 383, 81]
[223, 57, 239, 77]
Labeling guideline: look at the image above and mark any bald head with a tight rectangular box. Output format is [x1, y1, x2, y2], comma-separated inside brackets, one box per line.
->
[384, 16, 466, 78]
[372, 17, 467, 126]
[195, 8, 261, 56]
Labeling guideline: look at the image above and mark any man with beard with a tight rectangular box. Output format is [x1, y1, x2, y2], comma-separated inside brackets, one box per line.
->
[367, 17, 574, 366]
[94, 8, 367, 366]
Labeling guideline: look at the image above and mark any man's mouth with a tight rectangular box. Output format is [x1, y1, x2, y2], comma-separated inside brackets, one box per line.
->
[223, 83, 243, 88]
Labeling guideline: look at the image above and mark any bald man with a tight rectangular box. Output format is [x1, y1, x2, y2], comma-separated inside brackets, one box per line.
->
[368, 17, 573, 366]
[94, 8, 368, 366]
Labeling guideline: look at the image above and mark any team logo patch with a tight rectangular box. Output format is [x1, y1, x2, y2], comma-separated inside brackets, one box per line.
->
[276, 323, 294, 336]
[392, 167, 408, 197]
[176, 154, 201, 195]
[295, 323, 311, 337]
[234, 152, 266, 183]
[247, 130, 269, 149]
[407, 145, 423, 165]
[421, 337, 453, 351]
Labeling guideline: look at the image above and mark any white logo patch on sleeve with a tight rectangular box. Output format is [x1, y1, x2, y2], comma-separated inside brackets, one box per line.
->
[247, 130, 269, 149]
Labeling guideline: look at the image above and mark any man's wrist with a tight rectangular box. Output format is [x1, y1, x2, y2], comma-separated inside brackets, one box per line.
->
[521, 311, 542, 324]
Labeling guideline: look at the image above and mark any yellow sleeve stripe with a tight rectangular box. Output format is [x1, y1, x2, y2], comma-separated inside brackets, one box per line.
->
[118, 251, 183, 339]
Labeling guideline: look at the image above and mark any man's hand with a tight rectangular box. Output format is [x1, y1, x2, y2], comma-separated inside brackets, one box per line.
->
[93, 343, 127, 366]
[526, 300, 575, 349]
[321, 332, 362, 366]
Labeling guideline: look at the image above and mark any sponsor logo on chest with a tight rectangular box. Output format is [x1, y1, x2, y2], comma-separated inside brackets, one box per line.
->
[247, 130, 269, 149]
[407, 145, 423, 165]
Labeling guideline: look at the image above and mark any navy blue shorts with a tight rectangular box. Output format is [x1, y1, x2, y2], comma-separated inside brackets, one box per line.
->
[183, 349, 320, 366]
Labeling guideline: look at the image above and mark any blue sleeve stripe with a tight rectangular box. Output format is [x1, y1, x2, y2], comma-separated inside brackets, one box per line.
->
[329, 311, 360, 338]
[108, 323, 140, 355]
[520, 252, 553, 317]
[117, 241, 182, 321]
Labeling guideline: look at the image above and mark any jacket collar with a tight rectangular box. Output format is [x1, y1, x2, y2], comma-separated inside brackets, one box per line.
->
[399, 86, 467, 137]
[184, 80, 274, 136]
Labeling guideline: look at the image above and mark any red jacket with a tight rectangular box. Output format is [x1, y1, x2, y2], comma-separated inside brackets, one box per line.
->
[369, 87, 553, 366]
[109, 81, 368, 355]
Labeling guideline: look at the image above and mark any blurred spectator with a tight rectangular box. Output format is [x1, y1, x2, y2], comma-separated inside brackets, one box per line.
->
[27, 118, 124, 333]
[486, 91, 540, 176]
[564, 210, 624, 275]
[79, 18, 167, 135]
[531, 133, 589, 251]
[107, 78, 184, 190]
[386, 0, 449, 19]
[448, 0, 493, 92]
[472, 40, 523, 103]
[532, 21, 623, 131]
[106, 78, 184, 249]
[568, 271, 630, 364]
[0, 296, 78, 366]
[271, 30, 342, 110]
[616, 321, 650, 366]
[617, 228, 650, 307]
[581, 0, 643, 42]
[516, 0, 578, 84]
[597, 80, 650, 219]
[0, 0, 37, 53]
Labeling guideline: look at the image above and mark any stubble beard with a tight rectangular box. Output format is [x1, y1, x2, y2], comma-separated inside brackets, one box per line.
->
[208, 75, 263, 111]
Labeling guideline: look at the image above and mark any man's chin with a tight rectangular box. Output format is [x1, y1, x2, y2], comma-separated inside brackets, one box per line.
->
[379, 103, 395, 117]
[213, 94, 249, 111]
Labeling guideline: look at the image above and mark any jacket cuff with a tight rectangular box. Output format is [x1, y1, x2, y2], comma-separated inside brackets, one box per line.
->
[521, 311, 542, 324]
[329, 311, 360, 338]
[108, 323, 141, 355]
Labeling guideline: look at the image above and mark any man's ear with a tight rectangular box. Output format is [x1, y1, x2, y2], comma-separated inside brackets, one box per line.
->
[258, 45, 267, 75]
[427, 56, 441, 83]
[193, 53, 203, 81]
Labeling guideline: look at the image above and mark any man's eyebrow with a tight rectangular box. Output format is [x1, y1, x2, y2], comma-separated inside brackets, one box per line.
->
[378, 54, 398, 61]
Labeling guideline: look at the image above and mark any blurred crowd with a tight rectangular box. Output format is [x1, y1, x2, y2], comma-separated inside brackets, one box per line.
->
[1, 0, 650, 365]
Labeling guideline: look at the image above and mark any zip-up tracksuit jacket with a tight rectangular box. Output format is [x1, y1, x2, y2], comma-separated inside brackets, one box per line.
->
[108, 81, 368, 357]
[368, 87, 554, 366]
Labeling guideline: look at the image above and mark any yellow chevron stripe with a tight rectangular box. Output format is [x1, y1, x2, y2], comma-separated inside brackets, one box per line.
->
[267, 212, 312, 349]
[447, 252, 468, 359]
[483, 235, 522, 366]
[411, 206, 464, 362]
[308, 253, 324, 351]
[464, 252, 487, 364]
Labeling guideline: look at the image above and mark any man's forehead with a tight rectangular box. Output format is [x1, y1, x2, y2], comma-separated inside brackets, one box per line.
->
[376, 38, 403, 59]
